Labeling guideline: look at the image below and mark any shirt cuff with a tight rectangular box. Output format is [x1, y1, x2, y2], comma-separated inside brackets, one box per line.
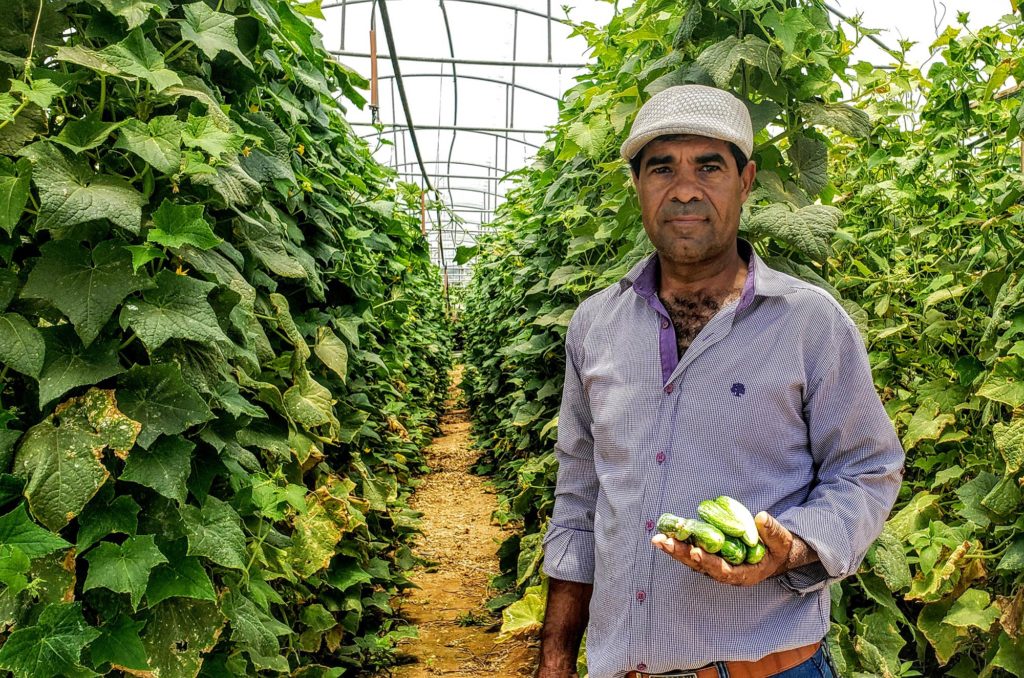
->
[541, 523, 595, 584]
[775, 506, 852, 595]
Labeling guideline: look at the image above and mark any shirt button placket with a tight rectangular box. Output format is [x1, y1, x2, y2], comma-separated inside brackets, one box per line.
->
[664, 383, 674, 394]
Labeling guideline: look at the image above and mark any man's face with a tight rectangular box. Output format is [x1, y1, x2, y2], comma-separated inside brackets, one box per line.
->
[631, 135, 756, 269]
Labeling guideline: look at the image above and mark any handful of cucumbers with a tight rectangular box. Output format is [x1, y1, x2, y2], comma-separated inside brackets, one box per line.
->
[657, 496, 767, 566]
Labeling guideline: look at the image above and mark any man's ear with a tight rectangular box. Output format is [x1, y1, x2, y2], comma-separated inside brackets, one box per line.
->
[739, 160, 757, 203]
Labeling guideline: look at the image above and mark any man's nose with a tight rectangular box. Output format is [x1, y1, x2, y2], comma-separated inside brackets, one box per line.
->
[669, 172, 703, 203]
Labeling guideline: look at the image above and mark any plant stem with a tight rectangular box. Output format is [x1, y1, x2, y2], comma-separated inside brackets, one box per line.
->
[24, 0, 44, 79]
[119, 334, 138, 351]
[0, 101, 28, 132]
[98, 74, 106, 119]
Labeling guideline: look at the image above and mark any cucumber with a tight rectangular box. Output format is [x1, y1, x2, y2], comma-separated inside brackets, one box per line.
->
[687, 520, 725, 554]
[698, 496, 759, 547]
[656, 513, 691, 540]
[720, 536, 747, 565]
[746, 541, 767, 565]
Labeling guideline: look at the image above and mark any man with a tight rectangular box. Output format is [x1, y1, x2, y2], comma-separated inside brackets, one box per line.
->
[536, 84, 904, 678]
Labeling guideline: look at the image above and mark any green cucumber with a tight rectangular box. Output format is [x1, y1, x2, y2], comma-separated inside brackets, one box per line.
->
[656, 513, 691, 540]
[686, 520, 725, 554]
[698, 496, 759, 547]
[746, 541, 767, 565]
[720, 536, 747, 565]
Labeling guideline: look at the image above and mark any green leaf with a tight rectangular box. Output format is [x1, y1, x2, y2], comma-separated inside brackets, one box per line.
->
[117, 363, 214, 449]
[119, 269, 230, 352]
[0, 602, 101, 678]
[787, 133, 828, 195]
[990, 632, 1024, 677]
[944, 588, 1001, 631]
[19, 142, 146, 234]
[994, 416, 1024, 475]
[902, 400, 955, 451]
[454, 245, 478, 265]
[762, 7, 815, 53]
[0, 544, 30, 594]
[284, 368, 339, 436]
[742, 203, 840, 262]
[8, 78, 64, 109]
[982, 475, 1021, 516]
[120, 435, 193, 503]
[313, 327, 347, 382]
[222, 590, 288, 663]
[180, 2, 253, 69]
[83, 534, 168, 610]
[141, 598, 225, 678]
[918, 600, 969, 666]
[14, 388, 140, 531]
[567, 117, 611, 158]
[125, 243, 165, 272]
[37, 327, 124, 408]
[145, 541, 216, 606]
[696, 35, 780, 88]
[800, 101, 872, 138]
[978, 356, 1024, 408]
[0, 503, 70, 558]
[51, 114, 123, 153]
[499, 579, 547, 639]
[97, 29, 181, 92]
[113, 116, 183, 174]
[147, 199, 221, 250]
[0, 157, 31, 234]
[76, 492, 140, 551]
[998, 538, 1024, 572]
[865, 529, 911, 592]
[0, 312, 44, 378]
[290, 495, 342, 578]
[234, 209, 306, 278]
[957, 472, 1000, 528]
[180, 495, 247, 570]
[23, 239, 152, 347]
[182, 113, 243, 157]
[94, 0, 171, 30]
[88, 614, 148, 672]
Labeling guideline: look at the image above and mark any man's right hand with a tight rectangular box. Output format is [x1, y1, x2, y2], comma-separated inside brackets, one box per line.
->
[535, 578, 593, 678]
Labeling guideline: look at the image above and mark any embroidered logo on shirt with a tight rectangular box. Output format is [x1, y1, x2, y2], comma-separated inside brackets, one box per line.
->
[731, 383, 746, 397]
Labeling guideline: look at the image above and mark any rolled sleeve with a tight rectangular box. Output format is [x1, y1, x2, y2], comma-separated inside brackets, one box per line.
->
[776, 314, 905, 595]
[541, 312, 599, 584]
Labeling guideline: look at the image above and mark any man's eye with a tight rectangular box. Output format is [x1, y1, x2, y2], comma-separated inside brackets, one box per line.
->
[700, 165, 722, 172]
[651, 166, 671, 174]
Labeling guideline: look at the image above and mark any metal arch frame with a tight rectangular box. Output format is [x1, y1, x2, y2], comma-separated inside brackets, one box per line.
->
[331, 51, 585, 69]
[375, 73, 559, 101]
[359, 127, 542, 149]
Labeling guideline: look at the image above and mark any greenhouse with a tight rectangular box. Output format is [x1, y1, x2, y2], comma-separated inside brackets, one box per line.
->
[0, 0, 1022, 676]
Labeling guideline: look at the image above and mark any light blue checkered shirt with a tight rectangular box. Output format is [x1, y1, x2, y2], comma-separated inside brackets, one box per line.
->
[542, 242, 904, 677]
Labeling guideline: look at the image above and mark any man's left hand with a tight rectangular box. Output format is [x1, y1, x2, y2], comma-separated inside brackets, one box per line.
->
[651, 511, 817, 587]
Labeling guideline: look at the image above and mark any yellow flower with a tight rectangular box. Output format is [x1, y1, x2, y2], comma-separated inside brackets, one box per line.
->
[296, 143, 305, 156]
[249, 103, 259, 113]
[175, 264, 190, 275]
[242, 146, 252, 157]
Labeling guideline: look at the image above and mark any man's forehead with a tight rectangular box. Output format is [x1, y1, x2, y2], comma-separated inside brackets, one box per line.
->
[641, 134, 731, 158]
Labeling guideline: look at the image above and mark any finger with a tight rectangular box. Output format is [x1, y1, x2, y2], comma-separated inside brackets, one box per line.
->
[755, 511, 789, 546]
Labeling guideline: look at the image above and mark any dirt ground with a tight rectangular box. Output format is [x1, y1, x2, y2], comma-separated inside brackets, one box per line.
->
[373, 368, 539, 677]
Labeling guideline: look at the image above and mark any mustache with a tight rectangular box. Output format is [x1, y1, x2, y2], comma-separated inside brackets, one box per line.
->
[659, 204, 709, 219]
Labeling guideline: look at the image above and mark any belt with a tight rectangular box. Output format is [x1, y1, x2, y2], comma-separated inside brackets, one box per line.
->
[624, 641, 821, 678]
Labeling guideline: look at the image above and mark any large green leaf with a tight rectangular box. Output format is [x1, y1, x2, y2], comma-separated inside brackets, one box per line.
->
[742, 203, 840, 262]
[141, 598, 225, 677]
[222, 590, 290, 670]
[180, 495, 247, 570]
[864, 529, 911, 592]
[182, 113, 243, 158]
[979, 356, 1024, 408]
[88, 614, 148, 673]
[499, 579, 547, 639]
[117, 363, 214, 449]
[0, 312, 44, 378]
[120, 435, 193, 503]
[762, 7, 815, 53]
[57, 29, 181, 92]
[113, 116, 183, 174]
[19, 142, 145, 234]
[37, 327, 124, 407]
[180, 2, 253, 69]
[83, 534, 168, 610]
[94, 0, 171, 30]
[51, 114, 124, 153]
[290, 496, 342, 578]
[696, 35, 780, 88]
[313, 327, 348, 382]
[76, 492, 140, 551]
[145, 541, 216, 606]
[990, 632, 1024, 678]
[13, 388, 140, 531]
[994, 416, 1024, 475]
[0, 157, 31, 235]
[0, 503, 70, 558]
[787, 133, 829, 195]
[0, 602, 100, 678]
[119, 269, 230, 352]
[23, 239, 152, 347]
[147, 199, 221, 250]
[902, 400, 955, 451]
[918, 600, 968, 666]
[944, 588, 1001, 631]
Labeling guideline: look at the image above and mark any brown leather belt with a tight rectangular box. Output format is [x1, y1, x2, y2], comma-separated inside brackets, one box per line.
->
[624, 641, 821, 678]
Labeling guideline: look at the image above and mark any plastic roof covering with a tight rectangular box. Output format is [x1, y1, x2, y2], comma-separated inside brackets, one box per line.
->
[314, 0, 622, 285]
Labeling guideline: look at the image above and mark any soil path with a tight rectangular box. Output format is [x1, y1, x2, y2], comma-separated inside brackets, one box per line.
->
[377, 366, 538, 677]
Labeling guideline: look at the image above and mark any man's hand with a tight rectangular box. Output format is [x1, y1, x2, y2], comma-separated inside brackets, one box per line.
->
[650, 511, 818, 587]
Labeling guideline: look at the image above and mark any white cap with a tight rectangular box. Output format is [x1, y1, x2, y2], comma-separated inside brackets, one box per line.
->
[620, 84, 754, 162]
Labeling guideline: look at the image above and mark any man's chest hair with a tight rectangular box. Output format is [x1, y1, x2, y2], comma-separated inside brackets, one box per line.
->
[660, 288, 740, 356]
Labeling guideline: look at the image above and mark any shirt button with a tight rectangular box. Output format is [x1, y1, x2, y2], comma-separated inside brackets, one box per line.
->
[660, 319, 669, 329]
[636, 590, 646, 602]
[656, 451, 666, 464]
[637, 663, 647, 672]
[645, 519, 654, 532]
[664, 384, 674, 394]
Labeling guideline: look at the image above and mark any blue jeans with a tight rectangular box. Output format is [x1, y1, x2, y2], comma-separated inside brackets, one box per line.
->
[767, 644, 835, 678]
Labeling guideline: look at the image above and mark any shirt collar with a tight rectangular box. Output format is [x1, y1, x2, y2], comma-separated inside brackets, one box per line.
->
[620, 239, 794, 309]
